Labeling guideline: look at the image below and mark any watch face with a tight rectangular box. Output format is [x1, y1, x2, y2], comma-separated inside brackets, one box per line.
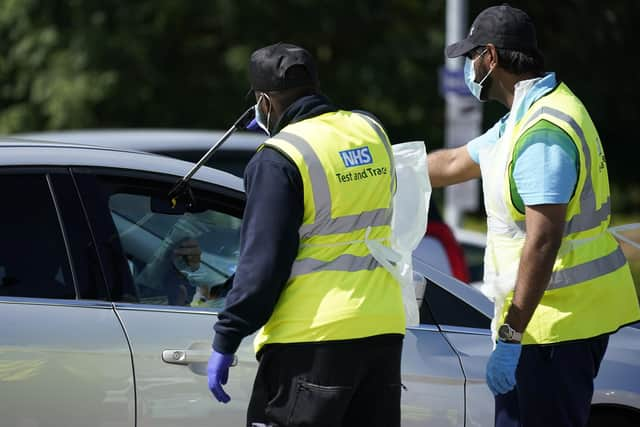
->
[498, 324, 510, 339]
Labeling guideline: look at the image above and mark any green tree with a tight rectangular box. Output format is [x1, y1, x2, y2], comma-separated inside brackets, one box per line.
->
[0, 0, 116, 131]
[0, 0, 637, 211]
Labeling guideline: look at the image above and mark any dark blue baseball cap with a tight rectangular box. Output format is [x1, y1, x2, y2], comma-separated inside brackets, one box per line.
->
[445, 4, 538, 58]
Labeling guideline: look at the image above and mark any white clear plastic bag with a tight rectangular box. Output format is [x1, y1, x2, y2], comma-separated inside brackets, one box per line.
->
[366, 141, 431, 326]
[391, 141, 431, 251]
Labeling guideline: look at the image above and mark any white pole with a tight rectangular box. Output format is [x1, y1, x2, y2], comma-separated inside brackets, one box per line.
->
[446, 0, 466, 71]
[443, 0, 481, 229]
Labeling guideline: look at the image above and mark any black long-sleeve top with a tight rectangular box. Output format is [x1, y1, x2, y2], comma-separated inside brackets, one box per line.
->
[213, 94, 338, 354]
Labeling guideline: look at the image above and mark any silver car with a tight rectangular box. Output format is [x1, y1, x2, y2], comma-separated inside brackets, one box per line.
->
[13, 129, 475, 284]
[1, 139, 638, 427]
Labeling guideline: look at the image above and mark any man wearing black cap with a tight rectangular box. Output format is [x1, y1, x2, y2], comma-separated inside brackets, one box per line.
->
[429, 4, 640, 427]
[207, 42, 406, 427]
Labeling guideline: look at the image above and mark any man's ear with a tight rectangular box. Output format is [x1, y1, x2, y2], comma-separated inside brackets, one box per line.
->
[485, 43, 499, 68]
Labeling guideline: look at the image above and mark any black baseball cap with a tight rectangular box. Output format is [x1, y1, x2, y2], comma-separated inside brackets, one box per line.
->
[248, 42, 318, 92]
[445, 4, 538, 58]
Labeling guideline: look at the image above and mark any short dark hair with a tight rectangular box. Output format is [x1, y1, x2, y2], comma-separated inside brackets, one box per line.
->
[496, 47, 545, 76]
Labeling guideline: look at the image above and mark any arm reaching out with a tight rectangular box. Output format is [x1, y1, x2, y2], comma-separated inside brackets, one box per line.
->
[428, 145, 481, 188]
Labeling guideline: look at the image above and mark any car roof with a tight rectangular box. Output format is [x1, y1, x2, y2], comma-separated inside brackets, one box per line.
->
[11, 128, 266, 153]
[0, 137, 244, 192]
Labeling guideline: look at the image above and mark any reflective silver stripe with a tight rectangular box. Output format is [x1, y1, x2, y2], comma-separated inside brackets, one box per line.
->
[275, 132, 332, 227]
[275, 130, 393, 239]
[547, 246, 627, 290]
[516, 106, 609, 234]
[356, 113, 396, 194]
[300, 207, 392, 237]
[290, 254, 380, 277]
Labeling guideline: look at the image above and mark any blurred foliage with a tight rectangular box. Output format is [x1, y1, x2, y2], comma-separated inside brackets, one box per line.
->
[0, 0, 638, 212]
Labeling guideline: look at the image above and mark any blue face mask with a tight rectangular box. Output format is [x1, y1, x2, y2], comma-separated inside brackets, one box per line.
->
[464, 49, 494, 101]
[173, 256, 222, 288]
[254, 94, 271, 136]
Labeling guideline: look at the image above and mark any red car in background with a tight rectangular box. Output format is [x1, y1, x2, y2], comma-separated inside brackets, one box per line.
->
[423, 208, 471, 283]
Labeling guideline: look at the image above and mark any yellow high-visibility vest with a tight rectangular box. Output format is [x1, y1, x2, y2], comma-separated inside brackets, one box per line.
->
[253, 111, 405, 354]
[485, 82, 640, 344]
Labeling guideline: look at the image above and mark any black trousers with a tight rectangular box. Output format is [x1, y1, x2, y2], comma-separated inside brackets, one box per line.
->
[495, 334, 609, 427]
[246, 334, 404, 427]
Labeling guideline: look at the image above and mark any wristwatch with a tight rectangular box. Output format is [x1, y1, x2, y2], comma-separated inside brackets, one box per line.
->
[498, 323, 522, 343]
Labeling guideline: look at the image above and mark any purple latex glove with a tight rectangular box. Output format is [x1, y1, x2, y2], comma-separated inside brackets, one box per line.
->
[207, 350, 235, 403]
[486, 340, 522, 395]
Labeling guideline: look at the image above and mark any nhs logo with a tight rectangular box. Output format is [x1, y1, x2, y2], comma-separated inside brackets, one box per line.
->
[339, 147, 373, 168]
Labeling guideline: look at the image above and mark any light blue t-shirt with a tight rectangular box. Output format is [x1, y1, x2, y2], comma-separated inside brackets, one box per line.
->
[467, 73, 578, 207]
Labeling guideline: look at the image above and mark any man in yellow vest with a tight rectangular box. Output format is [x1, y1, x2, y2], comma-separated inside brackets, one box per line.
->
[429, 5, 640, 427]
[207, 42, 406, 426]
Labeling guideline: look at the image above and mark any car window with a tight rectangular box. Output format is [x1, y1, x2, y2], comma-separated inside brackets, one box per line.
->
[0, 174, 75, 299]
[109, 192, 241, 308]
[419, 277, 491, 329]
[74, 171, 243, 309]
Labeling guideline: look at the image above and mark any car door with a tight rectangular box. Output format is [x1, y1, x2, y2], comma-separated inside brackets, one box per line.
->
[400, 269, 466, 426]
[0, 169, 135, 427]
[413, 258, 495, 427]
[74, 168, 257, 427]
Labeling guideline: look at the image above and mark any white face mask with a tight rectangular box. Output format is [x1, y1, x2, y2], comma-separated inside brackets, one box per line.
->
[173, 256, 214, 288]
[254, 94, 271, 135]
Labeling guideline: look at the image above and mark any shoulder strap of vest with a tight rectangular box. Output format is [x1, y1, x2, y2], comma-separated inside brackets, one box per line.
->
[517, 81, 566, 131]
[352, 111, 396, 195]
[513, 83, 611, 235]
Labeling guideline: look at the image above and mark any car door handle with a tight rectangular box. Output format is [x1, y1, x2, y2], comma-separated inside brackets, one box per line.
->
[162, 349, 238, 367]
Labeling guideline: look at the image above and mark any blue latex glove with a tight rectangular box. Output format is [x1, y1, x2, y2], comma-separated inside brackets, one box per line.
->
[245, 117, 259, 131]
[486, 340, 522, 395]
[207, 350, 235, 403]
